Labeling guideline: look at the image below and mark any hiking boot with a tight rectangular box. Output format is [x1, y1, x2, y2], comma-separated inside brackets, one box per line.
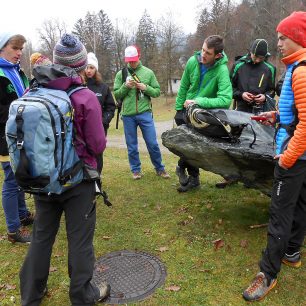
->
[177, 176, 200, 192]
[215, 178, 238, 189]
[156, 169, 170, 179]
[132, 172, 142, 180]
[175, 166, 188, 186]
[20, 212, 35, 226]
[8, 228, 31, 244]
[243, 272, 277, 302]
[96, 281, 111, 302]
[282, 252, 302, 268]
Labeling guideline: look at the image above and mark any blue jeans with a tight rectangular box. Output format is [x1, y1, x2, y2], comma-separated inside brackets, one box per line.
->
[1, 162, 29, 232]
[122, 112, 164, 173]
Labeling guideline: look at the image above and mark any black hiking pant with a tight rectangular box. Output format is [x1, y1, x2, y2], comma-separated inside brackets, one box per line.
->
[20, 181, 100, 306]
[260, 160, 306, 279]
[175, 112, 199, 177]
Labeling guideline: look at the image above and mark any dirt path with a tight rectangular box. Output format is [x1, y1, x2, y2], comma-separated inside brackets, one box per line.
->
[106, 120, 174, 153]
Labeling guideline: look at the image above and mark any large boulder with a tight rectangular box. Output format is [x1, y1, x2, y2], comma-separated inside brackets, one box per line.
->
[161, 110, 275, 196]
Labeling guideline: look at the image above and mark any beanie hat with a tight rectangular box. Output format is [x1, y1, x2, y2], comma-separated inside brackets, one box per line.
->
[124, 46, 139, 62]
[250, 39, 269, 57]
[87, 52, 98, 70]
[30, 52, 52, 67]
[276, 11, 306, 48]
[53, 34, 87, 72]
[0, 32, 16, 50]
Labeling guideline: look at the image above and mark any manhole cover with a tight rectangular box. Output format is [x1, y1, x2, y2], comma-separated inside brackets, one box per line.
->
[93, 250, 167, 304]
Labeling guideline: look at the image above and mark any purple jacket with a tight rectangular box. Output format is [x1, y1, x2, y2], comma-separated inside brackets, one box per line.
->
[32, 64, 106, 169]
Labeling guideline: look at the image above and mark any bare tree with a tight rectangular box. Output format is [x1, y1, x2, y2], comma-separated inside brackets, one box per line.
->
[156, 11, 185, 95]
[37, 19, 67, 60]
[113, 18, 136, 72]
[20, 40, 34, 78]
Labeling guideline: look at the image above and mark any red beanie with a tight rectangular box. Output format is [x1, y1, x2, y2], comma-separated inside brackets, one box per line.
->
[276, 11, 306, 48]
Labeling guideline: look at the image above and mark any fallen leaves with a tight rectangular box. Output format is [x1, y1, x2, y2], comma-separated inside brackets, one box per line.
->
[4, 284, 16, 290]
[102, 236, 111, 240]
[49, 266, 57, 273]
[143, 229, 152, 236]
[240, 239, 248, 248]
[212, 238, 224, 251]
[96, 264, 109, 273]
[155, 246, 169, 252]
[165, 285, 181, 292]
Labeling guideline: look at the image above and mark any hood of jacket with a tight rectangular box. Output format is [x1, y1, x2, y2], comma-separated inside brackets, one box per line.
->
[33, 64, 83, 90]
[194, 50, 229, 68]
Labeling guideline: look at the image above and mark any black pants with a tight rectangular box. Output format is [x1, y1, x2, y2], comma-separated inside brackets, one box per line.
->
[260, 160, 306, 279]
[175, 112, 199, 177]
[20, 181, 100, 306]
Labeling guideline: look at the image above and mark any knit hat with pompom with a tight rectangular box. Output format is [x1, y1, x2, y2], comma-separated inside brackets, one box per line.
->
[53, 34, 87, 71]
[30, 52, 52, 67]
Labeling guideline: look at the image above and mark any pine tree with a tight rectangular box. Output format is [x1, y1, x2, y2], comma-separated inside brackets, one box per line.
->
[136, 10, 157, 67]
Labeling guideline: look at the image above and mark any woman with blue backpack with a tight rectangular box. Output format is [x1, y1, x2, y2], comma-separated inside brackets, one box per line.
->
[19, 34, 110, 306]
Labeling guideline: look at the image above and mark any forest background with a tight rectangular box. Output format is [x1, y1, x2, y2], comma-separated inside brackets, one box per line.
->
[20, 0, 306, 94]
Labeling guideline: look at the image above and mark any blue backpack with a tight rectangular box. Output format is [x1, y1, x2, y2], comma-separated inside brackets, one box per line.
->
[6, 86, 85, 195]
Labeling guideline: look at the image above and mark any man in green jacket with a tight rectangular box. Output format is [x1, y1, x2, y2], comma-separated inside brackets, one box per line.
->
[175, 35, 233, 192]
[114, 45, 170, 180]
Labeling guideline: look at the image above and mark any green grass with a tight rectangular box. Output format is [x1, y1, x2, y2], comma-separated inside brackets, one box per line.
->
[0, 129, 305, 305]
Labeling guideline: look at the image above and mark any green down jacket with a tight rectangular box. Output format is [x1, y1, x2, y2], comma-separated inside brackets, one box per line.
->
[114, 62, 160, 116]
[175, 51, 232, 110]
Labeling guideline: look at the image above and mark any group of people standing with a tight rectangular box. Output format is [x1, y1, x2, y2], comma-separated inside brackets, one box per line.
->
[173, 11, 306, 303]
[0, 9, 305, 306]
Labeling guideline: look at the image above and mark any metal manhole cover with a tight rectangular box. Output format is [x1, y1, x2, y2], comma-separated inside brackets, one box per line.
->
[93, 250, 167, 304]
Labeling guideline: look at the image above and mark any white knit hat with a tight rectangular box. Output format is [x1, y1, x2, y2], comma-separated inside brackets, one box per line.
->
[0, 32, 16, 50]
[87, 52, 99, 70]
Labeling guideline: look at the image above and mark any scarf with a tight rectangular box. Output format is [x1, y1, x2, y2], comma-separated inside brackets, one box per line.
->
[0, 58, 25, 97]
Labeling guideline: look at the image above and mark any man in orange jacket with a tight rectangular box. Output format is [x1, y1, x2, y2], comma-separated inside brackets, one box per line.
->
[243, 11, 306, 302]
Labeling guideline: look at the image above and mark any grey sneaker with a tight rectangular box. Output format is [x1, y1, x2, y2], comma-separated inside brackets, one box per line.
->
[175, 166, 188, 186]
[132, 172, 142, 180]
[282, 251, 302, 268]
[8, 228, 31, 244]
[96, 281, 110, 302]
[243, 272, 277, 302]
[156, 169, 170, 179]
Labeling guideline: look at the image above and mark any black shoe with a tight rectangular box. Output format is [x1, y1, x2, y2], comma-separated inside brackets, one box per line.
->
[175, 166, 189, 186]
[96, 281, 111, 302]
[8, 228, 31, 243]
[177, 176, 200, 192]
[20, 212, 35, 226]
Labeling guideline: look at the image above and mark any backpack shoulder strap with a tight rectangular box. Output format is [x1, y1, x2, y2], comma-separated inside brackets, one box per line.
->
[121, 67, 128, 84]
[66, 85, 87, 97]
